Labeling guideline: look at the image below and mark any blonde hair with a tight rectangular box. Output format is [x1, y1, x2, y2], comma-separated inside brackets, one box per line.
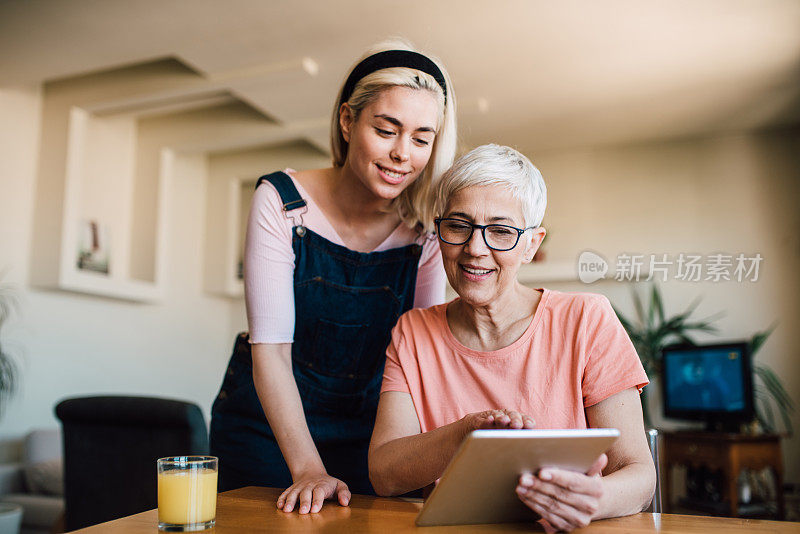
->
[435, 144, 547, 228]
[330, 39, 457, 233]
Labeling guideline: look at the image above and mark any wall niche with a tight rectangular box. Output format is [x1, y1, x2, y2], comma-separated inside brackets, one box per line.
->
[29, 56, 327, 302]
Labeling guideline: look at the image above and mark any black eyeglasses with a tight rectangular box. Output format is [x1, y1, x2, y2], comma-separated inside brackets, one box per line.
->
[434, 217, 535, 251]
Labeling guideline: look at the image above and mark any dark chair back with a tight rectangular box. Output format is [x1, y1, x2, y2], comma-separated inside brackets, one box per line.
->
[55, 395, 208, 531]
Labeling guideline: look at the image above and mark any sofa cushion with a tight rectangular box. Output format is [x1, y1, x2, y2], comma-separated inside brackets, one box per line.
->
[23, 430, 60, 466]
[23, 459, 62, 496]
[21, 429, 62, 496]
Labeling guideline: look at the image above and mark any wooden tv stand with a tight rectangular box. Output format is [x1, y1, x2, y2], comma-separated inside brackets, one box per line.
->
[662, 431, 784, 519]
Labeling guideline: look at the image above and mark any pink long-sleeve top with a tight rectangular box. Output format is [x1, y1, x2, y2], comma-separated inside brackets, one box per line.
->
[244, 172, 447, 344]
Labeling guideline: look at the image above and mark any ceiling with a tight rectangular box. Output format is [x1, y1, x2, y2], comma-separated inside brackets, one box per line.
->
[2, 0, 800, 154]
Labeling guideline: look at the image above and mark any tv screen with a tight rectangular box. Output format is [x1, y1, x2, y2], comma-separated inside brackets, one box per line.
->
[661, 342, 754, 426]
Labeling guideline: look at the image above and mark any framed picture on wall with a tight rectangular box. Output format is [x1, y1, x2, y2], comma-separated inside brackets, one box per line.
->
[76, 219, 110, 274]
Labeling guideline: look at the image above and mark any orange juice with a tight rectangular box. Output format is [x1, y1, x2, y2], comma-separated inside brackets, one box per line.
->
[157, 467, 218, 525]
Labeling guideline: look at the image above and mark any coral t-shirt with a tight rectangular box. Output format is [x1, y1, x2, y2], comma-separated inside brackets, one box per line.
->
[381, 289, 648, 432]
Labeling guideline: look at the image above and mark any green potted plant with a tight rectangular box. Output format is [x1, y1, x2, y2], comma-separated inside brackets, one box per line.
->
[613, 284, 719, 427]
[0, 280, 19, 416]
[0, 279, 23, 534]
[614, 283, 795, 434]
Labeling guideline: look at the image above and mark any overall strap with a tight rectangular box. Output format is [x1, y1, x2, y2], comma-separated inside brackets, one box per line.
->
[256, 172, 307, 211]
[256, 172, 307, 231]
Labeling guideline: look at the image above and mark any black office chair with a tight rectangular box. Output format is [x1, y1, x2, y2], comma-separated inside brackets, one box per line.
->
[55, 395, 208, 531]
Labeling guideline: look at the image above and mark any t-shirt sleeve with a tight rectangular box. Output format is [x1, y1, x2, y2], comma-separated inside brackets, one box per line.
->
[244, 182, 296, 344]
[581, 296, 649, 407]
[381, 318, 412, 394]
[412, 237, 446, 309]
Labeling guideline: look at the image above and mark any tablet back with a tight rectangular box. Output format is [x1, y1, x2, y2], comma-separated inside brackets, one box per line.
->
[416, 428, 620, 526]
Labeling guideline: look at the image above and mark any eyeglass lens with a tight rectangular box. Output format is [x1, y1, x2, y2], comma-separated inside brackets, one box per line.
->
[438, 219, 519, 250]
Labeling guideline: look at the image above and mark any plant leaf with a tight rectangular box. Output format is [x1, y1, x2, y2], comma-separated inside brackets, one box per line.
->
[682, 321, 719, 333]
[652, 284, 665, 324]
[647, 285, 657, 328]
[632, 286, 646, 327]
[0, 280, 18, 415]
[753, 391, 768, 432]
[755, 365, 795, 410]
[614, 306, 634, 333]
[750, 324, 777, 357]
[757, 391, 776, 433]
[778, 404, 794, 436]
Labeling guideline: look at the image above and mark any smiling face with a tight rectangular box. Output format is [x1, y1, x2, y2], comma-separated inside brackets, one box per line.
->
[339, 85, 439, 201]
[440, 185, 546, 309]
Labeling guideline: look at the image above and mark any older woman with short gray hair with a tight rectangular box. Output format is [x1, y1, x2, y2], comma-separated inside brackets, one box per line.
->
[369, 144, 655, 532]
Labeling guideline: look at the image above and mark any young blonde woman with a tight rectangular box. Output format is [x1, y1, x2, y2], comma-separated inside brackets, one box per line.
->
[209, 40, 457, 515]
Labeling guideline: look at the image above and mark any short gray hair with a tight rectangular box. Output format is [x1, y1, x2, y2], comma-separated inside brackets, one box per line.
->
[435, 144, 547, 227]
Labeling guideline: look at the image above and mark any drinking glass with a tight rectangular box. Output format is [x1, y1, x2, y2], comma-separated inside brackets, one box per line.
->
[157, 456, 218, 531]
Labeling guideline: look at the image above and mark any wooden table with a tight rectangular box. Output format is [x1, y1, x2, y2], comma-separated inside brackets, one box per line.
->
[662, 431, 784, 518]
[71, 486, 800, 533]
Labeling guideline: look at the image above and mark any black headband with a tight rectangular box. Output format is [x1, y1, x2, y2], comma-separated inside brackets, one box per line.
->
[340, 50, 448, 106]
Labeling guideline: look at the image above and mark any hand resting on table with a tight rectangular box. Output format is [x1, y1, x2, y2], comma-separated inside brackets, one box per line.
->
[277, 473, 351, 514]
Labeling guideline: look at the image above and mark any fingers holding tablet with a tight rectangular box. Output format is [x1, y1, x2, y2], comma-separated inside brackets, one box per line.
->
[515, 454, 608, 532]
[415, 429, 619, 527]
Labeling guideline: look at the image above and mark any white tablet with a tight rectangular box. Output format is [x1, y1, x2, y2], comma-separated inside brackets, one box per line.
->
[415, 428, 620, 527]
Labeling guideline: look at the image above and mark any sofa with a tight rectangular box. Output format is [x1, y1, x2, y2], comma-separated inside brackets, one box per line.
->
[0, 429, 64, 534]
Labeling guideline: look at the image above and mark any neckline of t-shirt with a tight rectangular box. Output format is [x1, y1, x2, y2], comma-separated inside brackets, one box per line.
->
[281, 170, 408, 253]
[439, 288, 549, 359]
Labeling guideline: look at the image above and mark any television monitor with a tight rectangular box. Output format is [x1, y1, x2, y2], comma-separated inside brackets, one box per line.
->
[661, 341, 754, 431]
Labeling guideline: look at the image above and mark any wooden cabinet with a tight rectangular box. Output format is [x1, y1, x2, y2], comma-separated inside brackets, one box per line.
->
[662, 431, 784, 519]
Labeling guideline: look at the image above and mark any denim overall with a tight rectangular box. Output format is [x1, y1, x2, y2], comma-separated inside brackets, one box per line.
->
[209, 172, 422, 494]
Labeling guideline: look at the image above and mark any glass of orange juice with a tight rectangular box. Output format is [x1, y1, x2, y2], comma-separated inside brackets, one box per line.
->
[157, 456, 218, 531]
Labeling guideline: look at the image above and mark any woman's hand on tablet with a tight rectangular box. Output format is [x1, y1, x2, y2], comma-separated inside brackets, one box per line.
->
[515, 453, 608, 532]
[464, 409, 536, 431]
[276, 473, 351, 514]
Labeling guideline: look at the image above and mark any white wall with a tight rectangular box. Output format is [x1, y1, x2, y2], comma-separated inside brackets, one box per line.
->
[0, 87, 239, 459]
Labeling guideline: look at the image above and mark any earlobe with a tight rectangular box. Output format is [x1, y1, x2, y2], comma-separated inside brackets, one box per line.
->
[339, 103, 353, 143]
[523, 228, 546, 264]
[523, 245, 537, 264]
